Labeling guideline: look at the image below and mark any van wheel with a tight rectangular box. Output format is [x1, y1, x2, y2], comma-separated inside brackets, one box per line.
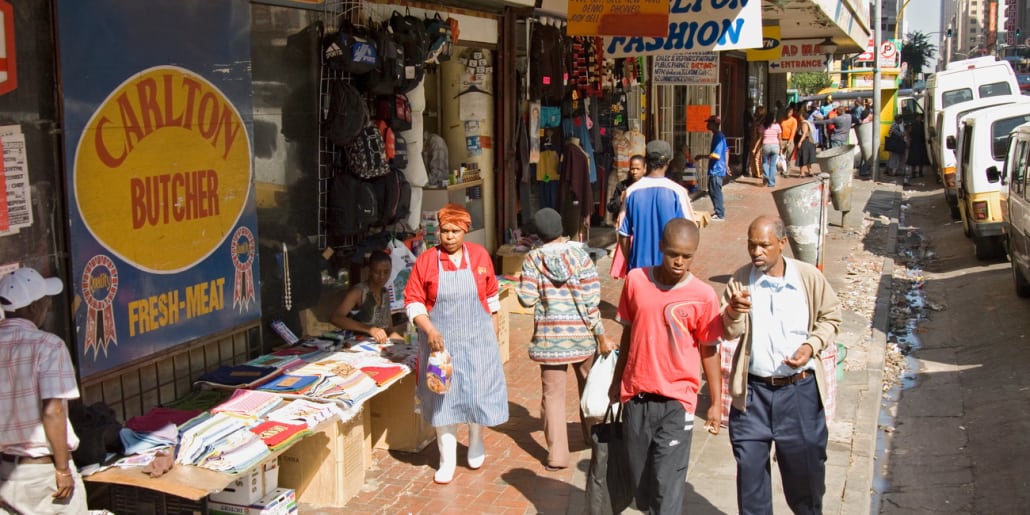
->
[961, 211, 972, 238]
[1013, 263, 1030, 298]
[975, 236, 1005, 260]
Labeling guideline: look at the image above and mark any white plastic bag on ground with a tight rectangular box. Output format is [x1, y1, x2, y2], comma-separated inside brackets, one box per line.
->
[581, 351, 618, 418]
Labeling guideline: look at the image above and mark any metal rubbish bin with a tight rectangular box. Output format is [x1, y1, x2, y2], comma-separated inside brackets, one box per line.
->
[771, 179, 823, 265]
[816, 145, 854, 213]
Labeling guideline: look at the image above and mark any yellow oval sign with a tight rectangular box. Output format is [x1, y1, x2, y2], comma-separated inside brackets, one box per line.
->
[74, 66, 251, 273]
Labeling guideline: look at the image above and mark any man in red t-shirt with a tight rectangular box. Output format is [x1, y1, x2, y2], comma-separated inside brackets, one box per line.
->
[609, 218, 722, 512]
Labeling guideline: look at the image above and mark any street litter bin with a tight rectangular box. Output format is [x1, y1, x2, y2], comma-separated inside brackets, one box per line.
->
[816, 145, 854, 213]
[771, 179, 823, 265]
[856, 122, 874, 167]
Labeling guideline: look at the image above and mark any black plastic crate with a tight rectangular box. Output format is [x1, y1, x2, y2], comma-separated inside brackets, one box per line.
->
[108, 484, 205, 515]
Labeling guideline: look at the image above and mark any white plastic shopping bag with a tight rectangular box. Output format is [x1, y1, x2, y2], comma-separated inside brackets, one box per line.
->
[581, 351, 618, 418]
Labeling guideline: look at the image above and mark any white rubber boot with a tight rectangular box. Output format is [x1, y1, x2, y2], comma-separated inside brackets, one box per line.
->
[467, 423, 485, 469]
[434, 424, 457, 484]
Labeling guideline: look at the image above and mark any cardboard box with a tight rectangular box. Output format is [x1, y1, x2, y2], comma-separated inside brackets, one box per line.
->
[277, 409, 366, 507]
[694, 210, 712, 229]
[262, 459, 279, 494]
[499, 284, 532, 316]
[209, 500, 250, 515]
[209, 465, 263, 506]
[495, 244, 529, 276]
[496, 303, 510, 363]
[249, 488, 297, 515]
[369, 375, 436, 453]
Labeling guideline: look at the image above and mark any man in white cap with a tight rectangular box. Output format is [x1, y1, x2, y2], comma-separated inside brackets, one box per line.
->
[0, 267, 87, 513]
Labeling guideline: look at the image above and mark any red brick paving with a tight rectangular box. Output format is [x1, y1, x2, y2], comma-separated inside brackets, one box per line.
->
[306, 173, 823, 514]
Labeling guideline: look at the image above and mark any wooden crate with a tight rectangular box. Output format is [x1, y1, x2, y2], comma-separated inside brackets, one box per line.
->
[368, 375, 436, 453]
[499, 284, 532, 316]
[277, 408, 368, 507]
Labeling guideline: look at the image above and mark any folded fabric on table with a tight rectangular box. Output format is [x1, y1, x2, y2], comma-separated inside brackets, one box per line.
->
[195, 364, 278, 388]
[126, 407, 203, 433]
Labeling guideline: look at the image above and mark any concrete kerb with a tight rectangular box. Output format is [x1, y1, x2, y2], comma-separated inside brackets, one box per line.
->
[839, 181, 899, 514]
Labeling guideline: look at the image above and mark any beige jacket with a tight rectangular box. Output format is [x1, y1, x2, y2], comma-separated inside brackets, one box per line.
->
[721, 258, 842, 412]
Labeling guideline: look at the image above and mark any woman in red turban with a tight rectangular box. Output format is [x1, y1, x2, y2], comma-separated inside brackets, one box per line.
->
[403, 203, 508, 484]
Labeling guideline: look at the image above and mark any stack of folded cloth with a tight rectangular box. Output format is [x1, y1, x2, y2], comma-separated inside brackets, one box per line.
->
[210, 389, 283, 421]
[265, 399, 342, 429]
[119, 407, 203, 455]
[256, 374, 320, 394]
[249, 420, 310, 451]
[195, 364, 279, 389]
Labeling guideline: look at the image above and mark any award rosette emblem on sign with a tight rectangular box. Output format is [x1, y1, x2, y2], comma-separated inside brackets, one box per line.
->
[230, 226, 255, 311]
[81, 255, 119, 358]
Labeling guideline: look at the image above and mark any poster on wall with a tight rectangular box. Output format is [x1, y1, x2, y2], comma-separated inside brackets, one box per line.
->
[57, 0, 260, 378]
[653, 52, 719, 85]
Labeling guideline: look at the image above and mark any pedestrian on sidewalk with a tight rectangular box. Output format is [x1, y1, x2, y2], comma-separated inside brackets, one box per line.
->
[404, 203, 509, 485]
[617, 140, 695, 272]
[760, 111, 783, 187]
[795, 111, 818, 177]
[905, 113, 930, 181]
[721, 216, 842, 514]
[0, 268, 89, 514]
[607, 155, 646, 279]
[695, 115, 728, 221]
[517, 208, 613, 471]
[748, 106, 768, 178]
[780, 105, 798, 173]
[609, 218, 722, 514]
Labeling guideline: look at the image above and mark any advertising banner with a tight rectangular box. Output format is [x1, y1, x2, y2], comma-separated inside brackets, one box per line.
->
[567, 0, 670, 37]
[653, 52, 719, 84]
[770, 39, 830, 73]
[57, 0, 260, 378]
[604, 0, 762, 56]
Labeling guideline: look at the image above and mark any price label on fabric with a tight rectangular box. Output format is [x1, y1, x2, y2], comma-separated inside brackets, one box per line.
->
[567, 0, 670, 37]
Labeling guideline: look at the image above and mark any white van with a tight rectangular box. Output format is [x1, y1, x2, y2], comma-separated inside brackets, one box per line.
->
[935, 95, 1029, 218]
[952, 103, 1030, 258]
[924, 57, 1019, 169]
[998, 123, 1030, 295]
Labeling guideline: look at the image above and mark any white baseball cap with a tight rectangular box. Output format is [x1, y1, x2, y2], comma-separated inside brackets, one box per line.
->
[0, 268, 63, 311]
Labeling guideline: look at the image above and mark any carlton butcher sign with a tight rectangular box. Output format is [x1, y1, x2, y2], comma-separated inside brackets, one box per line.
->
[604, 0, 762, 55]
[58, 0, 260, 378]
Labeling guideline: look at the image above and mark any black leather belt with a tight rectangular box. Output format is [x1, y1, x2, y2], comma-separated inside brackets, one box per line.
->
[1, 454, 53, 464]
[748, 369, 814, 387]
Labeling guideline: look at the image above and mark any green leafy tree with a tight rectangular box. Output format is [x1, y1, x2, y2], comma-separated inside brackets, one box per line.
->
[790, 72, 831, 95]
[901, 31, 937, 87]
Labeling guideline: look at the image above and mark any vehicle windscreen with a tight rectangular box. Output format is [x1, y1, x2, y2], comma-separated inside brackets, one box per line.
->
[980, 82, 1014, 98]
[992, 115, 1030, 159]
[942, 88, 973, 108]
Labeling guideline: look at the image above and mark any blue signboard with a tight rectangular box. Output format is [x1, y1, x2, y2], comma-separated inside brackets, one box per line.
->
[57, 0, 260, 378]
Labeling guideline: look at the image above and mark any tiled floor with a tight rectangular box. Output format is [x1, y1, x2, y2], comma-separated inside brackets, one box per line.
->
[309, 172, 818, 515]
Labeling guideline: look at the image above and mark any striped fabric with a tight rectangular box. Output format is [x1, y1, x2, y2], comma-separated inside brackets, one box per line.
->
[517, 242, 602, 365]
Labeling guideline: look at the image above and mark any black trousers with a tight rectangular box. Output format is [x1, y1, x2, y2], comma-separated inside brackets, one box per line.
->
[623, 394, 694, 515]
[729, 375, 828, 515]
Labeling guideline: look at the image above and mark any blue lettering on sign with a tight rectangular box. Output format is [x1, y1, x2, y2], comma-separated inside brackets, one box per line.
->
[606, 18, 746, 54]
[672, 0, 750, 11]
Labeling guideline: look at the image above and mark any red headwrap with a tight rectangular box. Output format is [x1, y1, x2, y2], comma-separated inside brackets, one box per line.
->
[437, 203, 472, 233]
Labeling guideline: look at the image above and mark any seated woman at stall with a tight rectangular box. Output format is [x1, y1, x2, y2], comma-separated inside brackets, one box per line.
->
[330, 251, 400, 343]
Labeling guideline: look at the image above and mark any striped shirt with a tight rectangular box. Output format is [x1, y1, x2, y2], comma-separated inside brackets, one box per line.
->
[0, 318, 80, 457]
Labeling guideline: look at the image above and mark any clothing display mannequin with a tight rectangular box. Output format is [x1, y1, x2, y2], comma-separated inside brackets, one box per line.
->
[559, 137, 591, 241]
[401, 79, 429, 229]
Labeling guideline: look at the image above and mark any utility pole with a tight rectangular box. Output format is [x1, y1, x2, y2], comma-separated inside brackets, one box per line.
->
[872, 0, 882, 181]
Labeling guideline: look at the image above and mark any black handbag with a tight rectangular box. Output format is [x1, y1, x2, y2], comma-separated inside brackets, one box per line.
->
[585, 405, 634, 515]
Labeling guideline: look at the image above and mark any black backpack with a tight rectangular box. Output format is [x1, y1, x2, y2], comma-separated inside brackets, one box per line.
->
[324, 20, 378, 75]
[344, 124, 391, 179]
[375, 94, 413, 132]
[325, 79, 368, 146]
[424, 13, 453, 63]
[356, 22, 404, 95]
[329, 171, 379, 237]
[389, 10, 428, 93]
[374, 168, 412, 226]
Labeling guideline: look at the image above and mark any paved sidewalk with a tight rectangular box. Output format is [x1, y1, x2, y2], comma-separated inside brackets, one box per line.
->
[326, 171, 901, 514]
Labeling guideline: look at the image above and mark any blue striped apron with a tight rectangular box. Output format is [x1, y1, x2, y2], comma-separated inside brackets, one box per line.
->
[417, 246, 509, 427]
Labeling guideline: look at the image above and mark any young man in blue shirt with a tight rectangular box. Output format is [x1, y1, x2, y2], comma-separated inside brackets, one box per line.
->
[696, 115, 728, 221]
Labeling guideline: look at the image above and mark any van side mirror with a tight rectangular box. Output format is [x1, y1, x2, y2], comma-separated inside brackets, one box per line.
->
[946, 135, 956, 150]
[987, 165, 1002, 183]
